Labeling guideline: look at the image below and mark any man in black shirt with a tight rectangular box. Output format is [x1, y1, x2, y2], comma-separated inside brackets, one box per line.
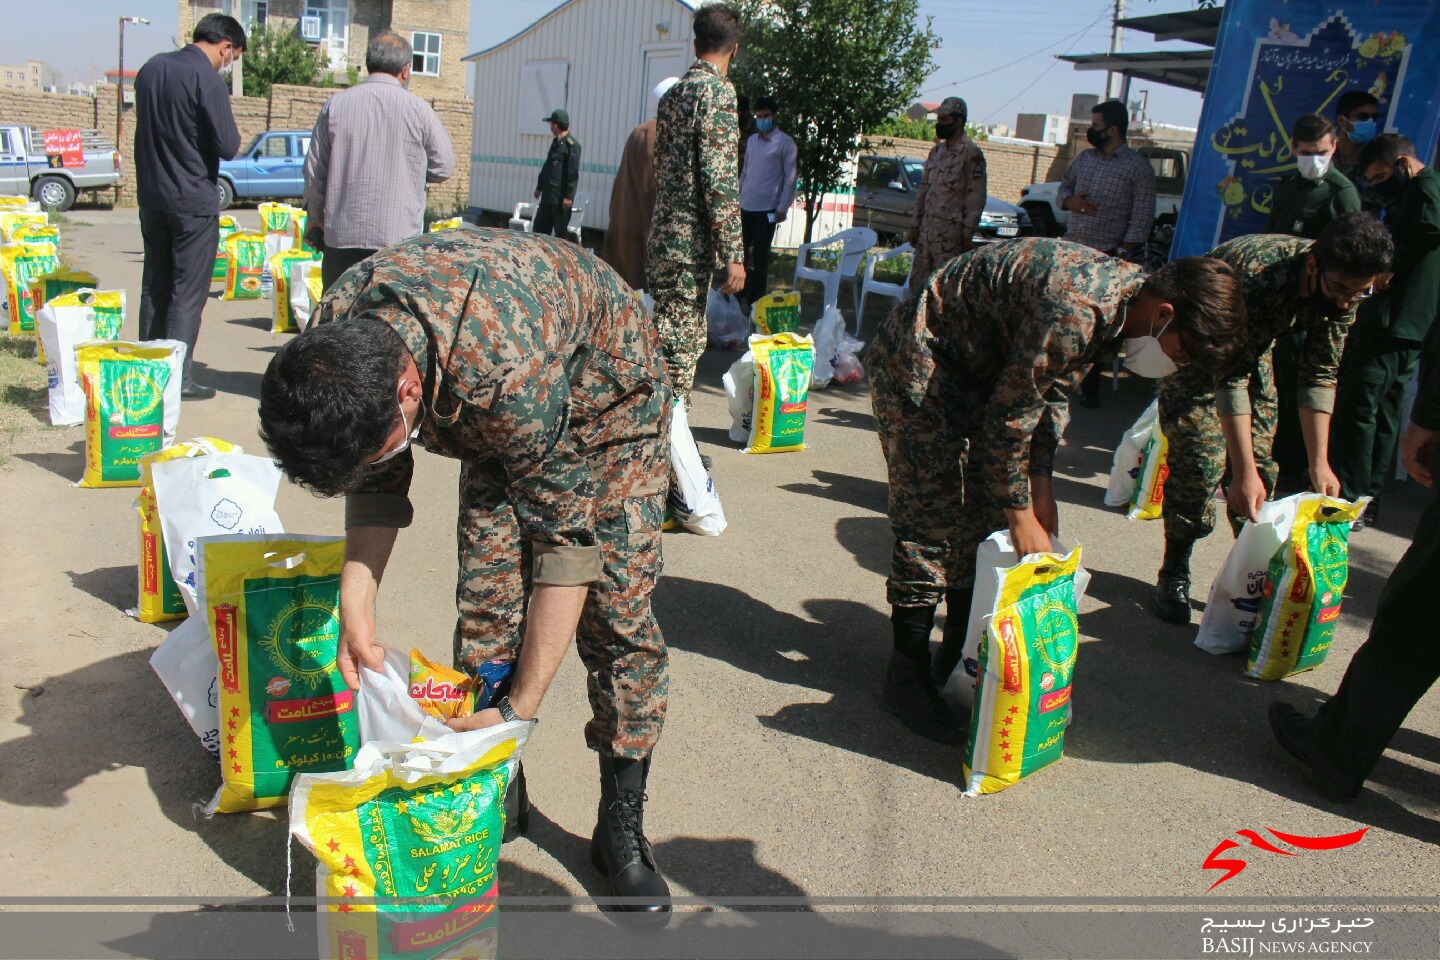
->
[133, 13, 245, 399]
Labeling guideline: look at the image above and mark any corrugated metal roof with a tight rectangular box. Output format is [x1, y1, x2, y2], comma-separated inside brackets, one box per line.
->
[1114, 7, 1224, 47]
[1058, 49, 1214, 94]
[465, 0, 699, 61]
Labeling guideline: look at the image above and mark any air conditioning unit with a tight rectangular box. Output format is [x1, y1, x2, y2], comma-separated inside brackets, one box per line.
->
[300, 15, 321, 41]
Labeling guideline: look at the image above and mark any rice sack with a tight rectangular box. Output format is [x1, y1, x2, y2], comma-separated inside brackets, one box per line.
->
[76, 340, 185, 488]
[292, 722, 529, 960]
[269, 248, 321, 333]
[751, 290, 801, 336]
[963, 546, 1082, 796]
[1245, 497, 1367, 681]
[409, 649, 477, 720]
[201, 535, 358, 814]
[428, 217, 464, 232]
[2, 240, 59, 334]
[221, 232, 267, 300]
[0, 210, 48, 242]
[289, 209, 312, 252]
[213, 215, 238, 281]
[258, 202, 299, 263]
[29, 268, 101, 363]
[37, 289, 126, 425]
[1127, 412, 1168, 521]
[290, 260, 324, 331]
[743, 332, 814, 454]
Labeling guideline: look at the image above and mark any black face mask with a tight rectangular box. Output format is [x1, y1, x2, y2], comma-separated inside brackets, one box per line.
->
[1306, 268, 1348, 319]
[935, 120, 958, 140]
[1086, 127, 1111, 149]
[1375, 161, 1411, 201]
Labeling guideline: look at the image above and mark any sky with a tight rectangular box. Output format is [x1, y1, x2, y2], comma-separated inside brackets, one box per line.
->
[2, 0, 1208, 129]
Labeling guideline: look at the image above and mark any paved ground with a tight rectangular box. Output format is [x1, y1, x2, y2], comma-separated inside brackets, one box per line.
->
[1, 209, 1435, 908]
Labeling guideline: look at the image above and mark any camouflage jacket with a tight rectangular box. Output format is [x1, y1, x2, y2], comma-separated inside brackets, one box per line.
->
[648, 59, 743, 269]
[914, 135, 987, 246]
[1205, 234, 1354, 418]
[318, 228, 671, 586]
[867, 238, 1144, 510]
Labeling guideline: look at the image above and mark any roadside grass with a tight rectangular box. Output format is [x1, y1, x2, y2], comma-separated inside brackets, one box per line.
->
[0, 334, 52, 465]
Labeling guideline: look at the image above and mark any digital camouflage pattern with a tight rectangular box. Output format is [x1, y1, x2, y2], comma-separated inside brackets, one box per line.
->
[1159, 233, 1347, 546]
[866, 239, 1145, 603]
[648, 58, 743, 403]
[909, 136, 988, 283]
[317, 229, 672, 757]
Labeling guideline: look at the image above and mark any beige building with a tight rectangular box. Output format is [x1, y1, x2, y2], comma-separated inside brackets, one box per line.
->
[0, 60, 58, 93]
[178, 0, 469, 98]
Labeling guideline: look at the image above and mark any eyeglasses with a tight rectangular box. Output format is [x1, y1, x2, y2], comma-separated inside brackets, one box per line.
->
[1319, 270, 1373, 303]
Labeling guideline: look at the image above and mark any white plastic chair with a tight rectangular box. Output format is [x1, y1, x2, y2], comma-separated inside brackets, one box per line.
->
[566, 191, 591, 244]
[855, 243, 913, 336]
[791, 227, 877, 320]
[508, 202, 535, 232]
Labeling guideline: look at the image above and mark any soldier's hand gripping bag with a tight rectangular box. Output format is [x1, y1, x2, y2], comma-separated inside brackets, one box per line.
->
[1245, 496, 1369, 681]
[75, 340, 185, 488]
[221, 232, 268, 300]
[355, 647, 454, 745]
[750, 290, 801, 336]
[1196, 496, 1304, 656]
[963, 546, 1082, 796]
[213, 215, 238, 281]
[1105, 400, 1157, 508]
[290, 722, 530, 960]
[200, 535, 360, 814]
[743, 332, 815, 454]
[942, 532, 1090, 712]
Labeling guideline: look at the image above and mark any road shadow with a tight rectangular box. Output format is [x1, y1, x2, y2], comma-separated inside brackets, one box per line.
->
[781, 470, 888, 517]
[66, 565, 135, 613]
[191, 362, 263, 401]
[227, 315, 277, 332]
[809, 404, 875, 432]
[16, 438, 84, 481]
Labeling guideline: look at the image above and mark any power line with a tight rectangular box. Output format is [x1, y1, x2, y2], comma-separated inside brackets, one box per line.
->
[919, 3, 1112, 96]
[978, 7, 1112, 122]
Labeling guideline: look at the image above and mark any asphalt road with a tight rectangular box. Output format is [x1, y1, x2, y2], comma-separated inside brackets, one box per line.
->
[0, 210, 1434, 914]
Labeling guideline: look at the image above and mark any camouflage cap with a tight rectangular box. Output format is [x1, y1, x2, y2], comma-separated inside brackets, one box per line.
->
[938, 97, 968, 120]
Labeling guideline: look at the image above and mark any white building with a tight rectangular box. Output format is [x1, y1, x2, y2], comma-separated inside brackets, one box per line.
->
[1014, 113, 1069, 145]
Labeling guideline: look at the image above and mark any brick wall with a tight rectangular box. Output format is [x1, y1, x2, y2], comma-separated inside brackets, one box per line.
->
[860, 134, 1070, 205]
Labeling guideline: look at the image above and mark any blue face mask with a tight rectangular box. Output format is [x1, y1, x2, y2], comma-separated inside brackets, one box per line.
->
[1348, 118, 1377, 146]
[756, 117, 774, 134]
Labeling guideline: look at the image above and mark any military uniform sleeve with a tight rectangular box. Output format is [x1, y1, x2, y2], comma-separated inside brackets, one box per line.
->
[962, 147, 987, 249]
[1124, 157, 1156, 246]
[698, 82, 743, 266]
[1333, 179, 1362, 217]
[1389, 190, 1440, 281]
[1293, 305, 1356, 413]
[345, 454, 417, 529]
[564, 138, 581, 201]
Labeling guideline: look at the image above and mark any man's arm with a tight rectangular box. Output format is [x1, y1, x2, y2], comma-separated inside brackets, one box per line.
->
[775, 134, 798, 218]
[697, 82, 744, 269]
[1221, 411, 1266, 520]
[563, 138, 580, 202]
[1122, 158, 1156, 248]
[423, 105, 454, 184]
[909, 153, 933, 245]
[198, 70, 241, 161]
[1292, 297, 1359, 490]
[1056, 154, 1079, 207]
[302, 106, 331, 240]
[960, 147, 987, 252]
[1388, 187, 1440, 280]
[1402, 323, 1440, 485]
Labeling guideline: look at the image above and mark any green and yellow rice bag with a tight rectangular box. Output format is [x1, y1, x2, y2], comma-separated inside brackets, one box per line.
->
[270, 248, 321, 333]
[964, 546, 1081, 796]
[2, 240, 59, 334]
[202, 535, 359, 814]
[0, 210, 48, 242]
[1245, 497, 1367, 681]
[429, 217, 464, 232]
[29, 268, 100, 363]
[289, 208, 312, 252]
[0, 196, 36, 211]
[76, 340, 184, 488]
[221, 232, 267, 300]
[259, 202, 299, 263]
[213, 215, 238, 281]
[751, 290, 801, 336]
[13, 223, 59, 253]
[1127, 417, 1168, 521]
[743, 332, 814, 454]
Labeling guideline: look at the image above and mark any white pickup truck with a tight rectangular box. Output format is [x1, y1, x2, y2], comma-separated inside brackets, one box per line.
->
[1019, 144, 1188, 239]
[0, 124, 122, 211]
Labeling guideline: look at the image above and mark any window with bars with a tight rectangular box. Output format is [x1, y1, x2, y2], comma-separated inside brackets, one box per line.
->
[412, 32, 441, 76]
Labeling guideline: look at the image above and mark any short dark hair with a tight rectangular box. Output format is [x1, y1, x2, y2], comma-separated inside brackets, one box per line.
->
[1335, 90, 1379, 120]
[754, 96, 777, 113]
[1359, 132, 1417, 171]
[259, 317, 410, 497]
[366, 31, 412, 76]
[1093, 100, 1129, 138]
[1291, 113, 1334, 145]
[193, 13, 247, 51]
[694, 3, 742, 56]
[1311, 211, 1393, 279]
[1139, 256, 1247, 374]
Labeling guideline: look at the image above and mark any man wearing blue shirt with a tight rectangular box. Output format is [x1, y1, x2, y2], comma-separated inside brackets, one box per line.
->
[737, 97, 797, 309]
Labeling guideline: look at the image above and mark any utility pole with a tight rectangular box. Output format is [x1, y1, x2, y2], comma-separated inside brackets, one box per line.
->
[1105, 0, 1126, 100]
[115, 16, 149, 205]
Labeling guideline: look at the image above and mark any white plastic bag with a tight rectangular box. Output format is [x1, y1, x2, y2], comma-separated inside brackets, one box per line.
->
[641, 290, 654, 317]
[151, 453, 285, 616]
[149, 615, 221, 761]
[667, 400, 726, 536]
[706, 289, 748, 349]
[832, 334, 866, 386]
[357, 647, 452, 745]
[36, 298, 99, 426]
[1105, 400, 1158, 507]
[941, 531, 1091, 711]
[723, 351, 755, 443]
[1196, 496, 1305, 655]
[810, 305, 845, 388]
[289, 260, 321, 331]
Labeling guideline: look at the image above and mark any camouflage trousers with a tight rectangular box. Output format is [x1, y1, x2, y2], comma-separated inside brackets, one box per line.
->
[871, 370, 1004, 605]
[1156, 350, 1278, 546]
[453, 459, 669, 758]
[647, 258, 710, 404]
[909, 227, 970, 288]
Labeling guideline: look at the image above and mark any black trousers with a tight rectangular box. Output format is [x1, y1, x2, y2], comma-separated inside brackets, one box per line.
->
[740, 209, 778, 307]
[1271, 330, 1308, 485]
[321, 246, 378, 295]
[138, 207, 218, 388]
[1309, 484, 1440, 785]
[533, 200, 573, 240]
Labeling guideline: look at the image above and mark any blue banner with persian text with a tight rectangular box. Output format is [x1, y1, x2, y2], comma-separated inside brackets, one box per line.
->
[1172, 0, 1440, 259]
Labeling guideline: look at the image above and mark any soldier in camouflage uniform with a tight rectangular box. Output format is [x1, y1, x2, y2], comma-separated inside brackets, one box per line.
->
[1153, 213, 1393, 625]
[866, 238, 1247, 743]
[647, 3, 745, 404]
[258, 228, 675, 920]
[907, 97, 987, 284]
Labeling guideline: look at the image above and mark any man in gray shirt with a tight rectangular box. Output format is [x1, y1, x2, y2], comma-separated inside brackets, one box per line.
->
[738, 96, 797, 309]
[303, 33, 453, 292]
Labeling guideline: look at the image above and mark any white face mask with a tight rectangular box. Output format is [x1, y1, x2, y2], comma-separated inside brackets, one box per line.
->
[1296, 153, 1331, 182]
[1123, 315, 1179, 379]
[374, 398, 421, 464]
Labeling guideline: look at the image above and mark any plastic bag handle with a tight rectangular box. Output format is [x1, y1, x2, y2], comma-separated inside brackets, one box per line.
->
[264, 551, 307, 570]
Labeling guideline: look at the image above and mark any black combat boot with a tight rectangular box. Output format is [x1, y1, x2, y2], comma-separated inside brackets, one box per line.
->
[1153, 536, 1195, 625]
[502, 762, 529, 843]
[591, 754, 670, 924]
[933, 587, 975, 686]
[882, 605, 964, 744]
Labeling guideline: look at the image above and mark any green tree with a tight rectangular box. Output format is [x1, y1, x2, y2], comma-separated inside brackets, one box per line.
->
[867, 115, 989, 142]
[733, 0, 938, 242]
[241, 23, 333, 99]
